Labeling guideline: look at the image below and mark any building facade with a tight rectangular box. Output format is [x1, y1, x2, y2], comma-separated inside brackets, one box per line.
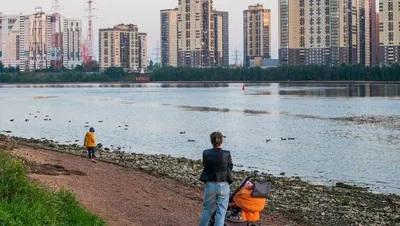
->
[379, 0, 400, 65]
[177, 0, 215, 67]
[160, 8, 178, 67]
[375, 12, 380, 65]
[370, 0, 378, 66]
[214, 11, 229, 67]
[99, 24, 147, 71]
[62, 18, 82, 69]
[243, 4, 271, 68]
[24, 11, 48, 71]
[46, 13, 62, 69]
[138, 33, 147, 69]
[0, 13, 21, 68]
[279, 0, 375, 66]
[1, 11, 83, 71]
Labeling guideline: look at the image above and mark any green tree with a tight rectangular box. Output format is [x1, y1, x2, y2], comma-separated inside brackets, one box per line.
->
[148, 60, 154, 70]
[104, 67, 126, 79]
[0, 62, 4, 73]
[75, 64, 83, 71]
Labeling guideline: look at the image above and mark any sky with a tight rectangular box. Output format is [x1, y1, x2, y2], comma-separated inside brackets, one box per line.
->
[1, 0, 379, 64]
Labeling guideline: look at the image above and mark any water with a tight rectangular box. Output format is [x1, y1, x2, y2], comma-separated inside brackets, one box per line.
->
[0, 82, 399, 194]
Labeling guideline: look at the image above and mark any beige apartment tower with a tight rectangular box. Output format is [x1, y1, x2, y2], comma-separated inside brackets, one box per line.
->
[279, 0, 375, 66]
[161, 8, 178, 67]
[178, 0, 215, 67]
[138, 33, 147, 69]
[379, 0, 400, 65]
[99, 24, 147, 71]
[243, 4, 271, 67]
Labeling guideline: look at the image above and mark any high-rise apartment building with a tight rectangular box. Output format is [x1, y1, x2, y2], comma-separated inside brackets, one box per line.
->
[0, 12, 47, 71]
[23, 11, 48, 71]
[1, 11, 83, 71]
[138, 33, 147, 69]
[62, 18, 82, 69]
[379, 0, 400, 65]
[370, 0, 378, 66]
[0, 13, 21, 68]
[279, 0, 375, 66]
[177, 0, 215, 67]
[160, 8, 178, 67]
[214, 11, 229, 67]
[375, 12, 380, 65]
[46, 13, 62, 69]
[99, 24, 147, 71]
[243, 4, 271, 68]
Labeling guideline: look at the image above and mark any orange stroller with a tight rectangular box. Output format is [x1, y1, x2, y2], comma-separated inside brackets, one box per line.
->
[208, 172, 271, 226]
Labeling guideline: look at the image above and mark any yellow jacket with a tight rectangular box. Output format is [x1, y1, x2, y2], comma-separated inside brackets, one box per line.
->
[84, 132, 96, 148]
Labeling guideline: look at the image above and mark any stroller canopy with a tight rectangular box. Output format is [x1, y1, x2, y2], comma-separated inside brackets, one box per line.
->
[233, 186, 266, 222]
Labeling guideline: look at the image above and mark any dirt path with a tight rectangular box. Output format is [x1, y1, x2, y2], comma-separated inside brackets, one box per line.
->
[8, 144, 295, 226]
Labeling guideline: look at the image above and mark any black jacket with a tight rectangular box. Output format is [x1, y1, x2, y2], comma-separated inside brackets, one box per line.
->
[199, 148, 233, 184]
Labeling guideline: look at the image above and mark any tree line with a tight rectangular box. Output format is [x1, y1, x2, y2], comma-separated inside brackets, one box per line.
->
[1, 63, 399, 83]
[150, 64, 400, 81]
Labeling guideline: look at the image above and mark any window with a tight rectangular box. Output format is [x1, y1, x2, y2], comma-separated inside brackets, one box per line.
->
[389, 32, 394, 42]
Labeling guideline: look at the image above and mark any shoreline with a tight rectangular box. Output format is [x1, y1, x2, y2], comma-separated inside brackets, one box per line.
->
[0, 80, 399, 88]
[1, 135, 399, 225]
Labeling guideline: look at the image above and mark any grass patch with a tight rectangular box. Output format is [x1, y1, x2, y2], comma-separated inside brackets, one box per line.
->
[0, 150, 105, 226]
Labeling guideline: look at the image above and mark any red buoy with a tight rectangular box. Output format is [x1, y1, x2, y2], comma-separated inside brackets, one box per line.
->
[242, 85, 245, 91]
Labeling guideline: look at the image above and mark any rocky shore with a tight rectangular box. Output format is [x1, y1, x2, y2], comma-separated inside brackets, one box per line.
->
[1, 135, 399, 226]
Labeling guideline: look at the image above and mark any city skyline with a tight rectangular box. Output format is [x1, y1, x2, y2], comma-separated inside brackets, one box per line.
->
[1, 0, 382, 65]
[1, 0, 281, 64]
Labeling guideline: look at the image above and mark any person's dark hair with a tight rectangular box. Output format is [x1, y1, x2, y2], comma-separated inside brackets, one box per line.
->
[210, 132, 223, 148]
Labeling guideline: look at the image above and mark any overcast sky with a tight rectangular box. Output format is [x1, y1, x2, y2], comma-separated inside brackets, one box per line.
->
[2, 0, 379, 64]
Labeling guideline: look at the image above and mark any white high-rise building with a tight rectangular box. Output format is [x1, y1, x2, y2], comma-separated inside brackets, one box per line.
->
[63, 18, 82, 69]
[1, 11, 83, 71]
[0, 13, 23, 68]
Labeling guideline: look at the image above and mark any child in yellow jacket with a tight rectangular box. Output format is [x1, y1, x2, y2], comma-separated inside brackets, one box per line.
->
[84, 127, 96, 162]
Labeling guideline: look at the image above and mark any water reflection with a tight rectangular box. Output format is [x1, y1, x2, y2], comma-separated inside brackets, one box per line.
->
[277, 83, 400, 97]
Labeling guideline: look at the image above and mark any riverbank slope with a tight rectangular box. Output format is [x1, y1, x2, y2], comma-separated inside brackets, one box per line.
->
[0, 137, 292, 226]
[0, 149, 104, 226]
[1, 135, 399, 225]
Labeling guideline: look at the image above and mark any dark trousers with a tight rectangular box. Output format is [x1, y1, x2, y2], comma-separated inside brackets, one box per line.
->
[87, 147, 96, 159]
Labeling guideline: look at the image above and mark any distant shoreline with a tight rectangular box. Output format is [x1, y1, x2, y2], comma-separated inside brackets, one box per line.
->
[0, 80, 399, 88]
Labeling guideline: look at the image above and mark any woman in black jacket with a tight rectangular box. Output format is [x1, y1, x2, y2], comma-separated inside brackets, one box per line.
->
[199, 132, 233, 226]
